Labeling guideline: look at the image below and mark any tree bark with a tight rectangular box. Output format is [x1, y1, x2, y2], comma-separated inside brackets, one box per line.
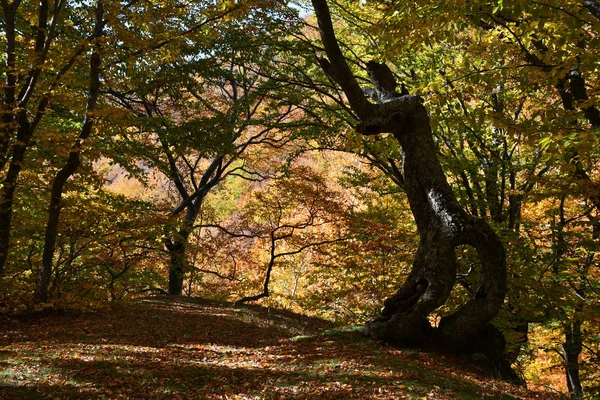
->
[34, 0, 104, 303]
[167, 239, 187, 296]
[311, 0, 515, 381]
[164, 155, 223, 296]
[165, 221, 194, 296]
[0, 0, 68, 276]
[361, 99, 507, 352]
[563, 315, 584, 400]
[0, 149, 25, 275]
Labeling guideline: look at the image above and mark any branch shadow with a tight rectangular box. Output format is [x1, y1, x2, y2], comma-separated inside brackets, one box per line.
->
[0, 297, 331, 349]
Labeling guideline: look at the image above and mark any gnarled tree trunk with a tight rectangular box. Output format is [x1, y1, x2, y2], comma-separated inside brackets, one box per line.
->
[311, 0, 517, 382]
[361, 97, 507, 353]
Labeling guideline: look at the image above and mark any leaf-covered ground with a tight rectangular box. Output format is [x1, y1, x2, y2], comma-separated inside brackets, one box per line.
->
[0, 297, 560, 399]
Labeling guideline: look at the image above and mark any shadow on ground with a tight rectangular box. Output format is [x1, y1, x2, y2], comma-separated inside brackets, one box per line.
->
[0, 297, 560, 399]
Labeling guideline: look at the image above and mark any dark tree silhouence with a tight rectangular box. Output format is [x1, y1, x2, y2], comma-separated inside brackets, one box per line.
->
[311, 0, 517, 382]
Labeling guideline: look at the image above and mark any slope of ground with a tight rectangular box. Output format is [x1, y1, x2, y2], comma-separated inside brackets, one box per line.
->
[0, 297, 559, 399]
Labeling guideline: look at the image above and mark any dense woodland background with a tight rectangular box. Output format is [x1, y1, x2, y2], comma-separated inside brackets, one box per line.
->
[1, 0, 600, 397]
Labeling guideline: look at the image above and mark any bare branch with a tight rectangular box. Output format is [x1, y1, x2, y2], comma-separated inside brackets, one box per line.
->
[274, 237, 345, 259]
[193, 266, 239, 281]
[194, 223, 265, 239]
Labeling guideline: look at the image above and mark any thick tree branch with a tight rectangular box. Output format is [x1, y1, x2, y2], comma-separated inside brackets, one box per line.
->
[311, 0, 373, 118]
[170, 157, 223, 216]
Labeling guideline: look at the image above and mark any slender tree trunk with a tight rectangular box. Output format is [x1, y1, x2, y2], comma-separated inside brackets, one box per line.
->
[0, 163, 22, 275]
[0, 118, 40, 276]
[235, 231, 276, 305]
[0, 208, 11, 276]
[552, 197, 587, 398]
[484, 153, 501, 222]
[0, 0, 66, 276]
[0, 1, 17, 276]
[563, 315, 584, 400]
[34, 0, 104, 303]
[36, 164, 83, 302]
[505, 321, 529, 364]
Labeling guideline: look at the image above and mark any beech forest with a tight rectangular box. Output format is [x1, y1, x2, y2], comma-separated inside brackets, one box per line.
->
[1, 0, 600, 398]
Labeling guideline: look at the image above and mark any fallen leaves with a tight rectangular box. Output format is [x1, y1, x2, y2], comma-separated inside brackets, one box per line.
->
[0, 297, 561, 399]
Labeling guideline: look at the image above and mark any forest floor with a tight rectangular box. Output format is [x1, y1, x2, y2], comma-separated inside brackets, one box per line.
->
[0, 296, 561, 399]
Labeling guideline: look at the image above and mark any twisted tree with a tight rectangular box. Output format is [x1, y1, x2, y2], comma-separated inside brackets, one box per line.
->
[311, 0, 517, 381]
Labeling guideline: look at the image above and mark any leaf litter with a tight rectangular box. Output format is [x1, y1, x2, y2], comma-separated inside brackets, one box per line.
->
[0, 297, 560, 399]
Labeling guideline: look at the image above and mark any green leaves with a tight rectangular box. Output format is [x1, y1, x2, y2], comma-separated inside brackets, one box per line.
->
[492, 0, 504, 14]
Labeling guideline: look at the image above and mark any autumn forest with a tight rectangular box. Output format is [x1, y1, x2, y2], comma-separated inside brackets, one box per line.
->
[1, 0, 600, 398]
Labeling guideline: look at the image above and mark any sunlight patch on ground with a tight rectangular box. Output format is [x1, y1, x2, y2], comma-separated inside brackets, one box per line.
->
[0, 300, 561, 399]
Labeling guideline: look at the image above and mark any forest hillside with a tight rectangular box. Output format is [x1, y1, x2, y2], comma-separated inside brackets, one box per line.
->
[0, 297, 560, 399]
[1, 0, 600, 397]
